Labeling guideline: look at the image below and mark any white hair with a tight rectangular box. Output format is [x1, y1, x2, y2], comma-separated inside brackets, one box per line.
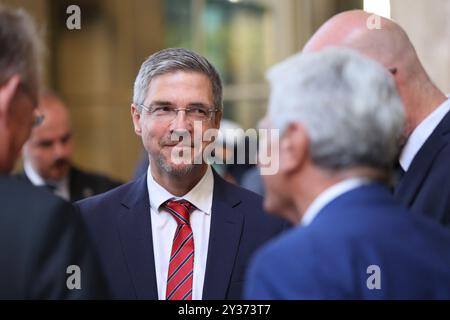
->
[267, 47, 405, 170]
[0, 5, 43, 98]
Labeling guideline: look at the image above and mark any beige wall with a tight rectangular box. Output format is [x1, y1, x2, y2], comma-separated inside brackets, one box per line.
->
[52, 0, 165, 182]
[391, 0, 450, 94]
[6, 0, 165, 181]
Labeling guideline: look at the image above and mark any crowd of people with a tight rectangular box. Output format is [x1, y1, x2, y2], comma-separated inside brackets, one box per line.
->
[1, 5, 449, 299]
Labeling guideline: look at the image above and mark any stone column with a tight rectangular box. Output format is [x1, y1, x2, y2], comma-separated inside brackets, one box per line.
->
[391, 0, 450, 93]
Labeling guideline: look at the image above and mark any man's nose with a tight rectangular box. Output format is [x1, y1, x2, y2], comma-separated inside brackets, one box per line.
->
[170, 110, 191, 132]
[53, 142, 68, 158]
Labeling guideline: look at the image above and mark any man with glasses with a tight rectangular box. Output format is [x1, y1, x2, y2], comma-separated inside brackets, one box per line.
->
[0, 5, 108, 298]
[76, 48, 285, 300]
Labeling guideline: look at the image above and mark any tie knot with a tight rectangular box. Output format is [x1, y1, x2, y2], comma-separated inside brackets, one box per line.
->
[43, 183, 56, 192]
[163, 199, 195, 226]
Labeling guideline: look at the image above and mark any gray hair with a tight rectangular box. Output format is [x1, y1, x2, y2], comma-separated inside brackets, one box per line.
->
[267, 47, 405, 171]
[133, 48, 223, 111]
[0, 5, 43, 99]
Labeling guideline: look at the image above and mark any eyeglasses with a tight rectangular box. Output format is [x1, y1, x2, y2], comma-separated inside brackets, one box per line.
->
[136, 103, 220, 122]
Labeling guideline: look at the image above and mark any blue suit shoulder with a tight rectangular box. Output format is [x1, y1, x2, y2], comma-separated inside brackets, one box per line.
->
[213, 174, 288, 233]
[76, 178, 132, 210]
[245, 184, 450, 299]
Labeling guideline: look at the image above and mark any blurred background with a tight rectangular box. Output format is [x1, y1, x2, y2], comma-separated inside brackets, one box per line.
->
[4, 0, 450, 182]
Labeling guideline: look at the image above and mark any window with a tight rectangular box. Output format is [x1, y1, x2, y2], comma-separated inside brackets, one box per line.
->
[165, 0, 277, 128]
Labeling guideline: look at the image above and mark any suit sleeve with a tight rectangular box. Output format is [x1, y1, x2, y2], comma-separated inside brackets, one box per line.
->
[244, 249, 280, 300]
[24, 199, 110, 299]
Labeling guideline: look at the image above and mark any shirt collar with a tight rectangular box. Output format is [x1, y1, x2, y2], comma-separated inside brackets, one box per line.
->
[24, 160, 68, 189]
[301, 177, 372, 226]
[400, 97, 450, 171]
[147, 165, 214, 215]
[24, 160, 70, 200]
[24, 160, 46, 186]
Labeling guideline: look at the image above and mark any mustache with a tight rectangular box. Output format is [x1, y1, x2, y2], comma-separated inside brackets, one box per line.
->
[160, 133, 196, 147]
[52, 158, 70, 168]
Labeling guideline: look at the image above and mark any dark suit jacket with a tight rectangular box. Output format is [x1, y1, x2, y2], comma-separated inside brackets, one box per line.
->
[17, 166, 122, 202]
[75, 171, 285, 299]
[394, 108, 450, 227]
[245, 183, 450, 299]
[0, 175, 109, 299]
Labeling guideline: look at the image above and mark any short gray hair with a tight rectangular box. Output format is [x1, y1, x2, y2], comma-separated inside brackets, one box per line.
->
[133, 48, 223, 111]
[267, 47, 404, 170]
[0, 5, 43, 99]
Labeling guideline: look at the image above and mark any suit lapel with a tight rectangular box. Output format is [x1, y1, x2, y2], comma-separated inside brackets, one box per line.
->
[116, 175, 158, 299]
[395, 110, 450, 206]
[202, 172, 243, 300]
[69, 167, 83, 201]
[115, 171, 244, 300]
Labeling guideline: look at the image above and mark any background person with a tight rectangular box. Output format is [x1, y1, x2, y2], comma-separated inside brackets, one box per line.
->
[0, 5, 109, 299]
[245, 48, 450, 299]
[303, 10, 450, 227]
[19, 92, 122, 202]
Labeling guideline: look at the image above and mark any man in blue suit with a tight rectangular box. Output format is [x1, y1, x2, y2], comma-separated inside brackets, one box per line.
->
[244, 48, 450, 299]
[76, 48, 284, 300]
[303, 10, 450, 227]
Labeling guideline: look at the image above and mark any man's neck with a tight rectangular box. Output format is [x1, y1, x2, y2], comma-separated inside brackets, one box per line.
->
[293, 167, 387, 223]
[408, 86, 447, 136]
[150, 164, 208, 197]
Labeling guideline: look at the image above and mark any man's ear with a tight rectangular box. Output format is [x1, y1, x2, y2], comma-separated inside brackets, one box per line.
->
[279, 122, 309, 174]
[0, 75, 21, 117]
[131, 104, 142, 136]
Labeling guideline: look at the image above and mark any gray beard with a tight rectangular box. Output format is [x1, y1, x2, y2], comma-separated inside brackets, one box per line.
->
[156, 154, 195, 177]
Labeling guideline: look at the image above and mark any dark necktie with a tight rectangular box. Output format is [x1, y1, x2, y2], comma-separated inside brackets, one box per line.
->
[162, 199, 195, 300]
[42, 183, 56, 193]
[395, 162, 406, 185]
[389, 161, 406, 191]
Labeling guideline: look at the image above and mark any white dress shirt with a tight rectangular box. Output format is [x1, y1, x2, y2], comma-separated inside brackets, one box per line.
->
[147, 165, 213, 300]
[24, 161, 70, 201]
[301, 178, 371, 226]
[400, 97, 450, 171]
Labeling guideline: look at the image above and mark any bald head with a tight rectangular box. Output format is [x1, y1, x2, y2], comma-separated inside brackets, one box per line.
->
[38, 93, 70, 121]
[304, 10, 420, 77]
[304, 10, 446, 136]
[23, 93, 73, 181]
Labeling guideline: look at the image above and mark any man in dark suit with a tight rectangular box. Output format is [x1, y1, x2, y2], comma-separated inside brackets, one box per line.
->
[76, 48, 285, 300]
[244, 48, 450, 299]
[0, 5, 108, 298]
[19, 93, 122, 202]
[302, 10, 450, 227]
[0, 178, 109, 299]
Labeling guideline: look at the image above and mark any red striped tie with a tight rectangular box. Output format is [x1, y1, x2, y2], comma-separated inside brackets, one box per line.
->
[163, 199, 195, 300]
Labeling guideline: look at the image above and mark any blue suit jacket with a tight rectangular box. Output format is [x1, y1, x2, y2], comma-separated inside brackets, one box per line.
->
[245, 183, 450, 299]
[395, 108, 450, 227]
[76, 171, 285, 299]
